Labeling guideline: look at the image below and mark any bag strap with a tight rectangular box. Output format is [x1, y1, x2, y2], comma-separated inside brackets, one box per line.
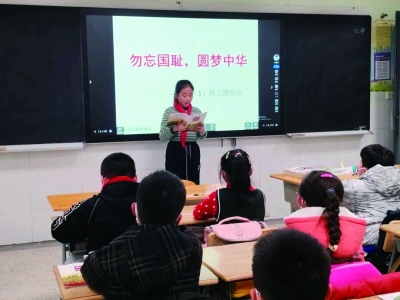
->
[218, 216, 250, 224]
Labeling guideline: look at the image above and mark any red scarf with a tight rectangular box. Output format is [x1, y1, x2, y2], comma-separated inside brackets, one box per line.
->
[173, 100, 192, 148]
[102, 176, 136, 189]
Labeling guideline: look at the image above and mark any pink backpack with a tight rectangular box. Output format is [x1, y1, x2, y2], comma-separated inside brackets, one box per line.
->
[204, 217, 267, 245]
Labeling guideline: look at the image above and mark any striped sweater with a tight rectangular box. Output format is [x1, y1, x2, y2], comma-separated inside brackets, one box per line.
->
[159, 106, 207, 142]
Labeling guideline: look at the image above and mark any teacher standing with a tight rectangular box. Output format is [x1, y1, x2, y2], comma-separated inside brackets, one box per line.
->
[159, 80, 207, 184]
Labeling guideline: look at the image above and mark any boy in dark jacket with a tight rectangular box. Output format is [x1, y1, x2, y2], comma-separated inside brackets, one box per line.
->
[81, 170, 203, 300]
[51, 153, 139, 263]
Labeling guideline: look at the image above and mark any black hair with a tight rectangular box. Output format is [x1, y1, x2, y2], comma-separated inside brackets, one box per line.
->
[360, 144, 395, 169]
[100, 152, 136, 179]
[252, 228, 331, 300]
[298, 170, 349, 262]
[136, 170, 186, 225]
[174, 80, 194, 100]
[220, 149, 254, 204]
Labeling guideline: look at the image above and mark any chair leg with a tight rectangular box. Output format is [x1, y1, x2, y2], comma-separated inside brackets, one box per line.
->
[389, 257, 400, 273]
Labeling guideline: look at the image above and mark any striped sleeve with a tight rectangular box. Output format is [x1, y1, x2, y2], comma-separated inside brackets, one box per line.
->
[159, 107, 177, 142]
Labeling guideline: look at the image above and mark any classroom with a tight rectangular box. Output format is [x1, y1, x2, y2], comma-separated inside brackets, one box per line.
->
[1, 0, 400, 299]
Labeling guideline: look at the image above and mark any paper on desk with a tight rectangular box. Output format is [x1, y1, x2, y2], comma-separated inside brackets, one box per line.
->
[379, 292, 400, 300]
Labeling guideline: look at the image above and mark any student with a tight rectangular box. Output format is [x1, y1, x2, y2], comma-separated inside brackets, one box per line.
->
[159, 80, 207, 184]
[251, 228, 332, 300]
[51, 152, 139, 263]
[193, 149, 265, 222]
[81, 170, 203, 300]
[285, 171, 366, 263]
[342, 144, 400, 245]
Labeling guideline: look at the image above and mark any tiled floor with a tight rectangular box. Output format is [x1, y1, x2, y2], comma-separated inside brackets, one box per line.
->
[0, 219, 284, 300]
[0, 241, 61, 300]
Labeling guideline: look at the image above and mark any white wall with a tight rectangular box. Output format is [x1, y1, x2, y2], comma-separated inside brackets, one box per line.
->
[0, 0, 396, 245]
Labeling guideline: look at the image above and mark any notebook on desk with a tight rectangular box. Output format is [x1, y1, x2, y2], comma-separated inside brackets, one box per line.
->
[57, 263, 85, 288]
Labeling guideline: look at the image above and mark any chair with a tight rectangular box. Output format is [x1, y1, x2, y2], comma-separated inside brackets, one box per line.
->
[368, 210, 400, 273]
[182, 180, 196, 186]
[383, 220, 400, 273]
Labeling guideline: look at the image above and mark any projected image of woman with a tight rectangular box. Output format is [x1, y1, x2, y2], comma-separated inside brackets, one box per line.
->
[159, 80, 207, 184]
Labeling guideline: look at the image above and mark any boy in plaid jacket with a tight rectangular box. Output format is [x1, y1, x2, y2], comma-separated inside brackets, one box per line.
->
[81, 170, 203, 300]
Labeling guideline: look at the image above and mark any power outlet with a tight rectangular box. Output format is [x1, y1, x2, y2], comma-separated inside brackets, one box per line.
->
[386, 91, 394, 100]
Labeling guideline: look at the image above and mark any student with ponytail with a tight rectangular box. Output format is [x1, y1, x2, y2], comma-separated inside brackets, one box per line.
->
[159, 80, 207, 184]
[193, 149, 265, 222]
[284, 171, 366, 263]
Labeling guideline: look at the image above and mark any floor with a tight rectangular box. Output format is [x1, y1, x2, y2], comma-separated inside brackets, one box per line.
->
[0, 219, 284, 300]
[0, 241, 61, 300]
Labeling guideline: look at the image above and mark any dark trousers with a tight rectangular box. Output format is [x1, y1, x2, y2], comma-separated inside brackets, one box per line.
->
[165, 141, 201, 184]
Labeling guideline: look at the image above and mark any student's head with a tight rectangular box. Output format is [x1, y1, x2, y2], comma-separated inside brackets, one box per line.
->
[220, 149, 253, 203]
[174, 80, 194, 108]
[297, 171, 344, 256]
[252, 229, 332, 300]
[133, 170, 185, 225]
[100, 152, 137, 182]
[360, 144, 395, 169]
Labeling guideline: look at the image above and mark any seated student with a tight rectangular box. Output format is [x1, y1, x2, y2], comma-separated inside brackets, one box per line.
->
[285, 171, 366, 263]
[193, 149, 265, 222]
[251, 228, 332, 300]
[51, 152, 139, 263]
[342, 144, 400, 245]
[81, 170, 203, 300]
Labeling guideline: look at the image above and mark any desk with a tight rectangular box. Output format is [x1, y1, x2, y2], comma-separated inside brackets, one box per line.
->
[54, 265, 218, 300]
[270, 165, 400, 213]
[269, 173, 358, 212]
[202, 242, 255, 282]
[48, 184, 222, 212]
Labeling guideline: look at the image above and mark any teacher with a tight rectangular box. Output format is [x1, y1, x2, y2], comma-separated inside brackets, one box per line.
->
[159, 79, 207, 184]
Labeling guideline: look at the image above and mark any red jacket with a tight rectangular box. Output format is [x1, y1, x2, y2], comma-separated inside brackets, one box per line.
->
[331, 272, 400, 299]
[284, 207, 366, 261]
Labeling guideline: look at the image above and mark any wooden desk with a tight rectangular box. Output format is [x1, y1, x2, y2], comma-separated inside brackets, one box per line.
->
[202, 241, 255, 282]
[380, 223, 400, 236]
[270, 173, 358, 186]
[54, 265, 218, 299]
[180, 206, 215, 226]
[269, 173, 359, 213]
[270, 165, 400, 213]
[48, 184, 222, 212]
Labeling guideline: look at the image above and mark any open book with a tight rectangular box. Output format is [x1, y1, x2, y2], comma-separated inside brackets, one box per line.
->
[57, 263, 86, 288]
[167, 112, 207, 130]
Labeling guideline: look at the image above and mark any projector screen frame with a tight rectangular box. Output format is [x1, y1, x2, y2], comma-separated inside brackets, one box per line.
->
[81, 7, 286, 143]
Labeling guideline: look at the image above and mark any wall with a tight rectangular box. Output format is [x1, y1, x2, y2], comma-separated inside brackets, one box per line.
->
[0, 0, 396, 245]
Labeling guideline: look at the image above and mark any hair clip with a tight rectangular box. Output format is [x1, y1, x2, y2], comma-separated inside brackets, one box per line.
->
[326, 188, 335, 195]
[321, 174, 333, 178]
[328, 244, 339, 252]
[235, 152, 242, 157]
[225, 151, 230, 159]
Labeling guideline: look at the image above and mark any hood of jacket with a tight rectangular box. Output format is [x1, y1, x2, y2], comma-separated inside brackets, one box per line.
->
[284, 207, 366, 260]
[360, 165, 400, 197]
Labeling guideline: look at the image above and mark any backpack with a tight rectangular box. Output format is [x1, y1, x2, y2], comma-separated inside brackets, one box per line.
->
[204, 216, 267, 245]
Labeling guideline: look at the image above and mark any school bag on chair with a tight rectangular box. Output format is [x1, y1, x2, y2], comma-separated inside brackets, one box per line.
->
[204, 217, 267, 298]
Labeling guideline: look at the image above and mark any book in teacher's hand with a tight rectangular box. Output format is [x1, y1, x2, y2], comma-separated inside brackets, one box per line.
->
[167, 112, 207, 130]
[57, 263, 86, 288]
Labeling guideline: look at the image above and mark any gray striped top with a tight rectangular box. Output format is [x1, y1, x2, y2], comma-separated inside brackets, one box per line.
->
[159, 106, 207, 142]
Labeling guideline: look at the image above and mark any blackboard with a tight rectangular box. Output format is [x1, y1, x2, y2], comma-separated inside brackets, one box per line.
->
[284, 14, 371, 133]
[0, 5, 84, 145]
